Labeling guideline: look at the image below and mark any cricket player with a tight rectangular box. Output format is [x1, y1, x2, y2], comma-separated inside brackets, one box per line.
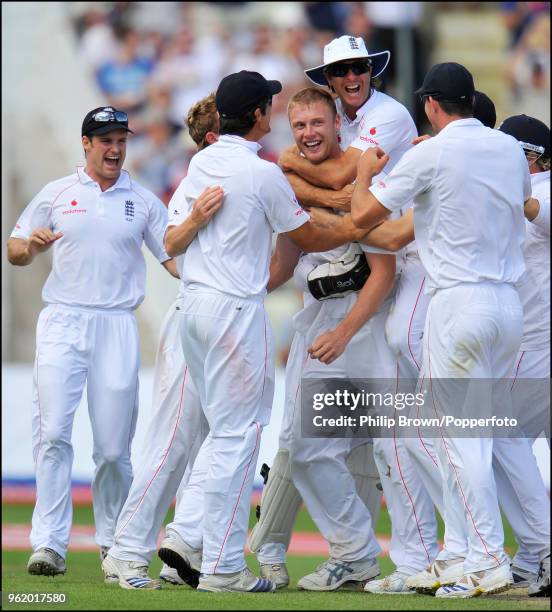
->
[496, 114, 550, 598]
[278, 35, 440, 591]
[7, 107, 177, 576]
[101, 94, 222, 590]
[351, 62, 530, 598]
[159, 70, 366, 593]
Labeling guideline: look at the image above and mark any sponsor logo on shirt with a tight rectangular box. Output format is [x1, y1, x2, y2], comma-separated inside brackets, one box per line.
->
[125, 199, 135, 222]
[172, 209, 180, 215]
[359, 135, 379, 145]
[378, 180, 387, 189]
[370, 127, 377, 135]
[63, 199, 87, 215]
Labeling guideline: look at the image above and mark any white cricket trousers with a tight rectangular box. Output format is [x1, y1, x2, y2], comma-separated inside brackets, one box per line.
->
[30, 304, 140, 558]
[109, 300, 209, 564]
[169, 290, 274, 574]
[286, 296, 395, 563]
[493, 348, 551, 573]
[422, 282, 523, 573]
[380, 256, 442, 572]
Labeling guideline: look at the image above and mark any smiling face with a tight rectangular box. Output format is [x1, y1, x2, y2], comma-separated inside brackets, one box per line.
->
[325, 61, 372, 120]
[82, 129, 127, 190]
[289, 100, 341, 164]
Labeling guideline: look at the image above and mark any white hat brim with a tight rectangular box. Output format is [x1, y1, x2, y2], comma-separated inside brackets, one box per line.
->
[305, 50, 391, 86]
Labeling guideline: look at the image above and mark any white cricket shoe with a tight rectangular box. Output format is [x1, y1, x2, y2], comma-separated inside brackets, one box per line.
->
[158, 528, 201, 588]
[528, 555, 550, 597]
[364, 570, 415, 594]
[511, 563, 537, 588]
[27, 548, 66, 576]
[297, 557, 380, 591]
[405, 557, 464, 594]
[197, 567, 276, 592]
[260, 563, 289, 589]
[159, 564, 186, 586]
[101, 553, 161, 589]
[99, 546, 118, 584]
[435, 561, 512, 598]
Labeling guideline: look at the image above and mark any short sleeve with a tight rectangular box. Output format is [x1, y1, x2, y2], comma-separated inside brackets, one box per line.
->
[166, 177, 192, 230]
[369, 141, 436, 213]
[144, 194, 170, 262]
[532, 188, 550, 235]
[258, 166, 310, 234]
[10, 186, 54, 240]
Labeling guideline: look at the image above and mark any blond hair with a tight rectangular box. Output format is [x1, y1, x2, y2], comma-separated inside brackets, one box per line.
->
[186, 93, 219, 150]
[287, 87, 337, 118]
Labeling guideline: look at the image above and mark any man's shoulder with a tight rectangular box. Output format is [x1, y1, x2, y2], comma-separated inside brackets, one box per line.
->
[38, 172, 81, 199]
[126, 172, 164, 208]
[370, 90, 412, 120]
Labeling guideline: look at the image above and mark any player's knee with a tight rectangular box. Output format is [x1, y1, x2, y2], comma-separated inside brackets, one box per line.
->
[41, 426, 72, 449]
[93, 446, 129, 465]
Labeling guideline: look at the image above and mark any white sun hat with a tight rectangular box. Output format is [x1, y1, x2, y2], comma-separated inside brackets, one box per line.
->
[305, 35, 390, 86]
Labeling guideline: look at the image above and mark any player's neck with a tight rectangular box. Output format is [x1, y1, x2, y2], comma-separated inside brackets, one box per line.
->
[84, 166, 120, 192]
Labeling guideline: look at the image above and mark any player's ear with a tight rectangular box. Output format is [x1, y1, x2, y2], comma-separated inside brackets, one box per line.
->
[205, 131, 219, 146]
[82, 135, 92, 155]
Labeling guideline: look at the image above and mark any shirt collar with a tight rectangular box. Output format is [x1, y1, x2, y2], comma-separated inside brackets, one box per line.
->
[531, 169, 550, 186]
[438, 117, 482, 134]
[336, 90, 378, 127]
[77, 166, 131, 191]
[218, 134, 262, 153]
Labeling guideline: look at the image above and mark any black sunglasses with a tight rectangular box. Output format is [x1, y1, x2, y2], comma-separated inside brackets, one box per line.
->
[324, 60, 372, 78]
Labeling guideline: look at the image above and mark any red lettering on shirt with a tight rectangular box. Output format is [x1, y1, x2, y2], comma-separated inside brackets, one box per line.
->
[295, 208, 305, 216]
[62, 209, 87, 215]
[360, 135, 379, 145]
[378, 180, 387, 189]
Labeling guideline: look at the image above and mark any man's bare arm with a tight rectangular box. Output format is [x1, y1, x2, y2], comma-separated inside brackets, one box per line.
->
[308, 252, 396, 364]
[7, 229, 63, 266]
[285, 172, 353, 212]
[280, 145, 361, 190]
[267, 235, 302, 293]
[162, 258, 179, 278]
[362, 209, 414, 251]
[351, 147, 393, 230]
[524, 197, 540, 221]
[164, 186, 224, 257]
[285, 214, 361, 253]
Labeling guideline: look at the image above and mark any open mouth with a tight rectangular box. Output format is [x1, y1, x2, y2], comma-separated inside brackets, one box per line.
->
[303, 139, 323, 152]
[344, 84, 361, 95]
[104, 156, 120, 169]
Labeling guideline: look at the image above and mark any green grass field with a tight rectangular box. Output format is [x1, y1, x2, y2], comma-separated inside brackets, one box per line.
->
[2, 502, 549, 611]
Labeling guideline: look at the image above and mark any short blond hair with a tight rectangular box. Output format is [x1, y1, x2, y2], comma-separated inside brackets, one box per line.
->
[287, 87, 337, 118]
[186, 93, 219, 150]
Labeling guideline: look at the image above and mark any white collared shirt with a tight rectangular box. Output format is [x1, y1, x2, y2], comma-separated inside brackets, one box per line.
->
[337, 89, 419, 261]
[517, 170, 550, 350]
[369, 118, 531, 293]
[167, 135, 309, 299]
[10, 167, 169, 310]
[336, 90, 417, 173]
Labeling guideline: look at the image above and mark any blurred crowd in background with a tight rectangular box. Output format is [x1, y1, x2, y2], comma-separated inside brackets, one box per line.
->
[67, 1, 549, 206]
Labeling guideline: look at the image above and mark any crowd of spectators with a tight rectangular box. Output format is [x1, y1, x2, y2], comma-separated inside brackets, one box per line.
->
[69, 1, 431, 203]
